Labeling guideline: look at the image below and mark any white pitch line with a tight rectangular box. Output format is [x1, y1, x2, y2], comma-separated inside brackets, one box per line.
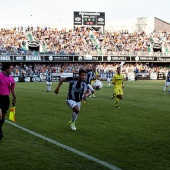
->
[6, 120, 121, 170]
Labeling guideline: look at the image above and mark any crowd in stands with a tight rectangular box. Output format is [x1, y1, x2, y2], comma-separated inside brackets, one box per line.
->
[0, 62, 169, 78]
[0, 26, 170, 56]
[1, 26, 170, 78]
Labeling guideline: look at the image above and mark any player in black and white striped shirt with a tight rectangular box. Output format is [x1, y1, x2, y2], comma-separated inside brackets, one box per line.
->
[55, 69, 91, 131]
[85, 65, 96, 99]
[46, 70, 53, 92]
[106, 71, 113, 88]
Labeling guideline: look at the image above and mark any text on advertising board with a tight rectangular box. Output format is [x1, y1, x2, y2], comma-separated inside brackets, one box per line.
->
[0, 56, 11, 61]
[26, 56, 42, 61]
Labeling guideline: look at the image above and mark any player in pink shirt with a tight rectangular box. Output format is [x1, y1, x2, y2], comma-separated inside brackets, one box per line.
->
[0, 63, 16, 140]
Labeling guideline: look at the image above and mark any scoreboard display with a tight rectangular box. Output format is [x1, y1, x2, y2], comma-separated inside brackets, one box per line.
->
[74, 11, 105, 26]
[83, 16, 96, 25]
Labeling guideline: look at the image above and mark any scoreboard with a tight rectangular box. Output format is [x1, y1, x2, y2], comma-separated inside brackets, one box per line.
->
[83, 16, 96, 25]
[74, 11, 105, 26]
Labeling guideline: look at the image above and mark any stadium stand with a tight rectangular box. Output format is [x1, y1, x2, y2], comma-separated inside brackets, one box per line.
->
[0, 26, 170, 79]
[0, 26, 170, 56]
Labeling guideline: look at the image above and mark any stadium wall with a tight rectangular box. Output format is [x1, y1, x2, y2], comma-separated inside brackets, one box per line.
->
[106, 17, 170, 34]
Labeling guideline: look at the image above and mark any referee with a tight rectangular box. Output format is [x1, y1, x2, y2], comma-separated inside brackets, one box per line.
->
[0, 63, 16, 140]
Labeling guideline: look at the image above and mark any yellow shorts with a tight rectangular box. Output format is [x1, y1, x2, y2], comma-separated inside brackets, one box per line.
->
[114, 87, 123, 96]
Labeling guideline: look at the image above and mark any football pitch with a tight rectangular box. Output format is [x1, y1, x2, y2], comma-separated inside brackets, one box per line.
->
[0, 80, 170, 170]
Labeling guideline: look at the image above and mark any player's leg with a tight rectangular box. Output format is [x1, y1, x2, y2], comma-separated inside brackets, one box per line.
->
[114, 88, 119, 107]
[92, 91, 96, 97]
[87, 84, 91, 98]
[117, 88, 123, 108]
[88, 84, 96, 97]
[46, 81, 49, 92]
[163, 81, 167, 93]
[167, 82, 170, 93]
[111, 88, 115, 99]
[117, 94, 123, 99]
[87, 84, 95, 98]
[115, 88, 123, 108]
[163, 86, 167, 93]
[48, 82, 52, 92]
[115, 98, 120, 108]
[107, 78, 111, 87]
[67, 100, 80, 130]
[48, 85, 51, 92]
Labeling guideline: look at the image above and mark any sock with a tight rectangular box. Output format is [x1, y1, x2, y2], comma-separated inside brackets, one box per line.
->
[108, 83, 110, 87]
[115, 98, 119, 106]
[72, 112, 78, 122]
[49, 86, 51, 91]
[46, 85, 49, 91]
[163, 86, 166, 92]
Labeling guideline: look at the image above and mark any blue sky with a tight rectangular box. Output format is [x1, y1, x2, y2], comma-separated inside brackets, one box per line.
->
[0, 0, 170, 27]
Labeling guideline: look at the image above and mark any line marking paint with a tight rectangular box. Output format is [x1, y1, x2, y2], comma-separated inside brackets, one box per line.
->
[6, 120, 121, 170]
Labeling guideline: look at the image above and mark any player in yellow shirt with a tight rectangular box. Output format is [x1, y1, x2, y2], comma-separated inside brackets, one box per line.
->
[112, 67, 124, 108]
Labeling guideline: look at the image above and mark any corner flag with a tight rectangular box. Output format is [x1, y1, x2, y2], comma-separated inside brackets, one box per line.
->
[9, 107, 16, 122]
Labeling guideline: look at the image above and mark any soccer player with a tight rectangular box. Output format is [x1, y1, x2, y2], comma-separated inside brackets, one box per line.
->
[112, 67, 124, 108]
[106, 70, 112, 87]
[0, 63, 16, 140]
[54, 69, 91, 131]
[163, 71, 170, 94]
[46, 69, 53, 92]
[86, 65, 96, 98]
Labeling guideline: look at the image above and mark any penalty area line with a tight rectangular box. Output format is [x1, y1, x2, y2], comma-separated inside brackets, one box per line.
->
[6, 120, 121, 170]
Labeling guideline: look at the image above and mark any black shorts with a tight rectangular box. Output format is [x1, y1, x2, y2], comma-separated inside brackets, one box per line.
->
[0, 95, 10, 114]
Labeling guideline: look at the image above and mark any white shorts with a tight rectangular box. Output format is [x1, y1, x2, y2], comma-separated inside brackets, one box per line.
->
[87, 84, 94, 91]
[107, 78, 111, 82]
[165, 81, 170, 87]
[67, 100, 81, 110]
[46, 81, 52, 85]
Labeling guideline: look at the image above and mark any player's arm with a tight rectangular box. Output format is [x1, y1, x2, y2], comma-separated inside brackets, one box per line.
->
[83, 89, 91, 98]
[55, 78, 66, 94]
[83, 83, 91, 99]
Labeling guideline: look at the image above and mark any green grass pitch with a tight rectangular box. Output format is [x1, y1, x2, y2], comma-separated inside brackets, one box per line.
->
[0, 80, 170, 170]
